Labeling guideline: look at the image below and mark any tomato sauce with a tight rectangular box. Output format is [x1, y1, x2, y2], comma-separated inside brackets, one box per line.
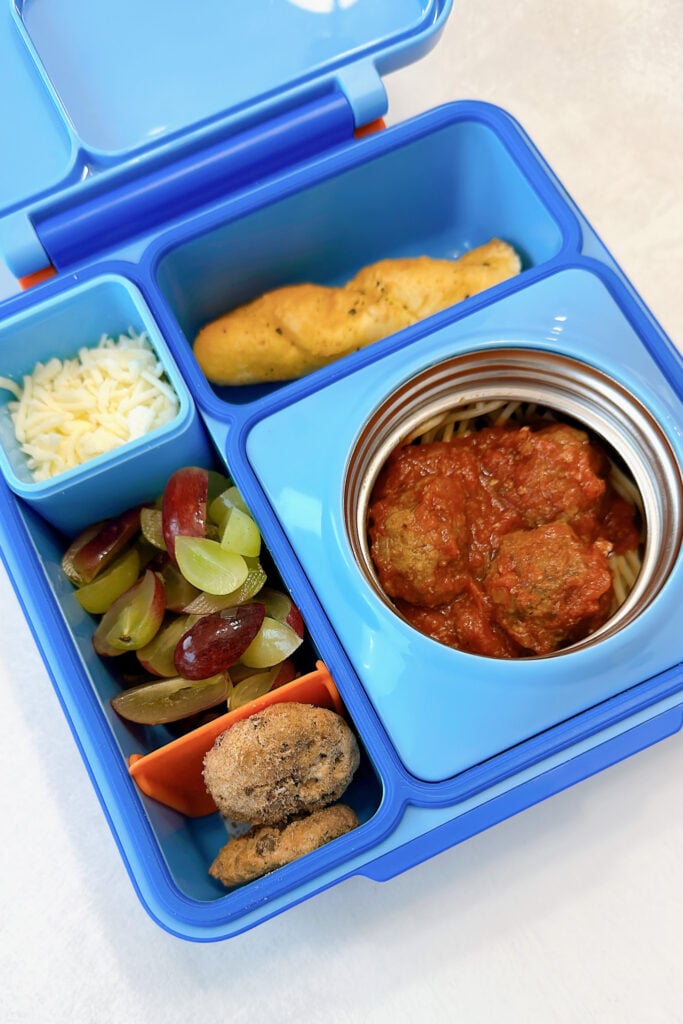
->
[368, 422, 641, 657]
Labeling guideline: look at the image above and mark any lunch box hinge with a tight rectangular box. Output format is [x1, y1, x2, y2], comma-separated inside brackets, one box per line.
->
[29, 89, 357, 272]
[335, 61, 388, 131]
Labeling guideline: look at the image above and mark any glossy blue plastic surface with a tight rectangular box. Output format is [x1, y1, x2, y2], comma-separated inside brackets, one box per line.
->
[0, 274, 211, 534]
[0, 0, 452, 275]
[245, 265, 683, 781]
[0, 90, 681, 942]
[154, 104, 581, 415]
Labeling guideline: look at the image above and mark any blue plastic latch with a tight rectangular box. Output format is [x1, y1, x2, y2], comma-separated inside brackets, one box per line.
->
[31, 89, 356, 273]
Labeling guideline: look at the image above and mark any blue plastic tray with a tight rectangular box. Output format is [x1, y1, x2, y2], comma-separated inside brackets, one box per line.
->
[0, 0, 681, 942]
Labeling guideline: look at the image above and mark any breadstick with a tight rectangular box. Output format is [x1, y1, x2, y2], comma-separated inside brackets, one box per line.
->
[193, 238, 521, 385]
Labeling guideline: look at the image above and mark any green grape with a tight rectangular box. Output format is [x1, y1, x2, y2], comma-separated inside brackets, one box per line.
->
[140, 507, 166, 550]
[93, 569, 166, 655]
[228, 666, 281, 710]
[74, 547, 141, 615]
[159, 559, 201, 611]
[182, 560, 267, 613]
[208, 485, 251, 527]
[219, 506, 261, 558]
[207, 470, 232, 505]
[111, 672, 230, 725]
[174, 536, 248, 595]
[240, 616, 303, 669]
[137, 613, 199, 677]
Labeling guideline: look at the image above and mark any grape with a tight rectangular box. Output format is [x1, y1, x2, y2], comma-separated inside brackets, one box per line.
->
[74, 546, 141, 615]
[93, 569, 166, 656]
[258, 587, 305, 638]
[181, 559, 266, 614]
[62, 506, 141, 585]
[158, 558, 201, 611]
[111, 672, 230, 725]
[219, 506, 261, 557]
[228, 666, 282, 710]
[137, 613, 199, 677]
[207, 470, 232, 505]
[140, 507, 166, 550]
[208, 484, 251, 527]
[64, 464, 314, 731]
[239, 616, 303, 669]
[161, 466, 208, 565]
[174, 603, 265, 679]
[228, 659, 297, 710]
[174, 536, 248, 595]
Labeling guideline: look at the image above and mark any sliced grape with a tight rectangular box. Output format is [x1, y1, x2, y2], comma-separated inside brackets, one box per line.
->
[228, 666, 282, 710]
[174, 536, 248, 595]
[181, 560, 267, 613]
[208, 484, 251, 527]
[174, 603, 265, 679]
[239, 616, 303, 669]
[227, 659, 297, 710]
[270, 658, 298, 689]
[158, 558, 201, 611]
[207, 470, 232, 505]
[137, 614, 199, 676]
[93, 569, 166, 656]
[62, 506, 141, 585]
[135, 538, 164, 571]
[258, 587, 305, 638]
[74, 547, 141, 615]
[219, 506, 261, 557]
[111, 672, 230, 725]
[140, 506, 166, 550]
[229, 657, 296, 687]
[161, 466, 208, 564]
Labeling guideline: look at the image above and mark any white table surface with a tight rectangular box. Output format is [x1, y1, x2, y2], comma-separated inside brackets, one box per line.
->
[2, 2, 682, 1021]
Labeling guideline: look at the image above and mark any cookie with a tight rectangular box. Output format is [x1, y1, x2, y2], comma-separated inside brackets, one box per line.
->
[209, 804, 360, 887]
[202, 701, 360, 826]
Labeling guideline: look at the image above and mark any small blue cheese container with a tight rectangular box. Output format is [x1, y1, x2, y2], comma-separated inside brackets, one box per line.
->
[0, 274, 210, 534]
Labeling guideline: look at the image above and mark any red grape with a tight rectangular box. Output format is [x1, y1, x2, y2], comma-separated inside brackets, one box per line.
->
[173, 603, 266, 679]
[62, 506, 141, 585]
[161, 466, 208, 565]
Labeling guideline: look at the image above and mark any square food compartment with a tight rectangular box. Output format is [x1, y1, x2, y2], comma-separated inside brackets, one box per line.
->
[154, 105, 581, 409]
[243, 264, 683, 783]
[0, 274, 208, 534]
[2, 416, 389, 934]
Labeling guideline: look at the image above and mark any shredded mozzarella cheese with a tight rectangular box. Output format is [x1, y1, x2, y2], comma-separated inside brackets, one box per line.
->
[0, 331, 179, 482]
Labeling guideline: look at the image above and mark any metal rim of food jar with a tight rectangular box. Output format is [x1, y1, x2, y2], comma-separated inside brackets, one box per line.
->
[344, 347, 683, 658]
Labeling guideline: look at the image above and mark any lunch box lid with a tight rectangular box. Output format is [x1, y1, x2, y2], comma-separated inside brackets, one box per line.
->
[0, 0, 453, 278]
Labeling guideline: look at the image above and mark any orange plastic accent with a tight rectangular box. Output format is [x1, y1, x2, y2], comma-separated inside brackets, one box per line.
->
[18, 265, 56, 290]
[128, 662, 345, 818]
[354, 117, 386, 139]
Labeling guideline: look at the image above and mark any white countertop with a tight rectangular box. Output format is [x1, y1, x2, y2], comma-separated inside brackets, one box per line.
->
[2, 2, 682, 1021]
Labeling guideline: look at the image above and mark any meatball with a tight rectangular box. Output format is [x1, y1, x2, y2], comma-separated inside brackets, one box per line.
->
[484, 521, 614, 654]
[397, 579, 524, 659]
[368, 472, 470, 607]
[474, 423, 607, 536]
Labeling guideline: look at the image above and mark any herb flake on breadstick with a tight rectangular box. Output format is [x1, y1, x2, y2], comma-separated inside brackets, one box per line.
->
[193, 239, 521, 386]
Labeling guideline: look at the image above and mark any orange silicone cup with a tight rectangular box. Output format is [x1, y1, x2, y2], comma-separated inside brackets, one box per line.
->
[128, 662, 345, 817]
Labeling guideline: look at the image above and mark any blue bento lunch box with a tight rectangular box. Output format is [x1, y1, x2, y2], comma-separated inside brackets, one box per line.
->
[1, 0, 682, 942]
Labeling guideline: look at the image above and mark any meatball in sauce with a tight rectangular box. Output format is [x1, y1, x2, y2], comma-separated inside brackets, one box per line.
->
[368, 421, 640, 657]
